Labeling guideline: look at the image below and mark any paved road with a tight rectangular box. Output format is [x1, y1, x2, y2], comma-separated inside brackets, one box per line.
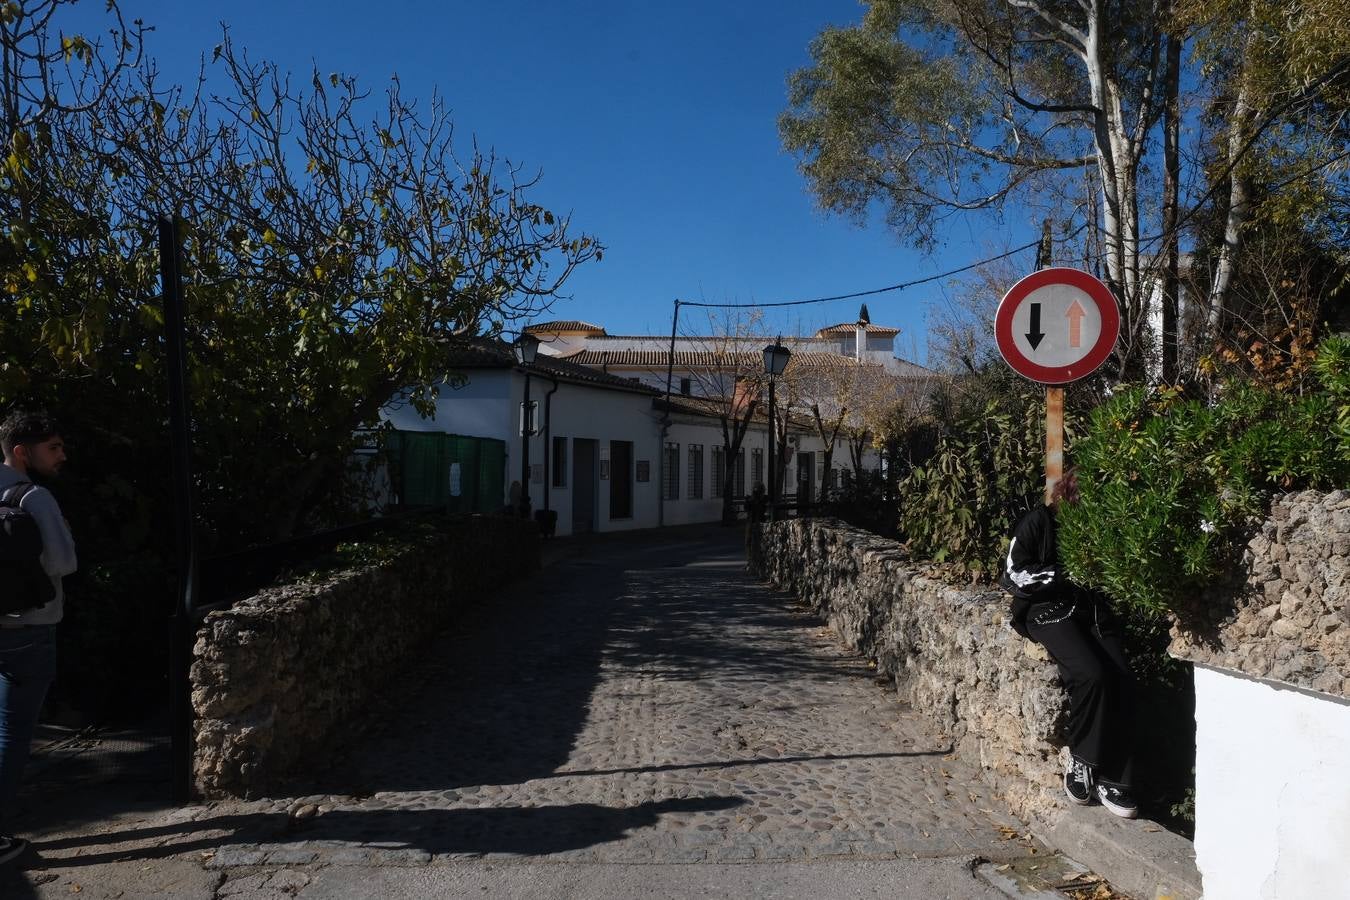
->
[6, 526, 1054, 899]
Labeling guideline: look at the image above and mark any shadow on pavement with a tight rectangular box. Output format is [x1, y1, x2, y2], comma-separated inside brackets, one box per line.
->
[297, 529, 837, 797]
[295, 546, 636, 796]
[23, 795, 747, 871]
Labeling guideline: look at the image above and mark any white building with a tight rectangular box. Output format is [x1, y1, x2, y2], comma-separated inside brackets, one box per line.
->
[526, 304, 933, 503]
[526, 303, 931, 382]
[378, 307, 930, 535]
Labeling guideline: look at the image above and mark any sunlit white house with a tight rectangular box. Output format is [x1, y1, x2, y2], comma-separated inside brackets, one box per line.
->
[377, 306, 932, 536]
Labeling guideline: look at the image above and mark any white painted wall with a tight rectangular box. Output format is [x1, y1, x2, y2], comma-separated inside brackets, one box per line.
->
[381, 368, 664, 536]
[379, 364, 884, 535]
[536, 378, 662, 536]
[1193, 664, 1350, 899]
[381, 371, 513, 442]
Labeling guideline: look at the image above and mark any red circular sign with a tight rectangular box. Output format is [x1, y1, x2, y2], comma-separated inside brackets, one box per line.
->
[995, 268, 1120, 384]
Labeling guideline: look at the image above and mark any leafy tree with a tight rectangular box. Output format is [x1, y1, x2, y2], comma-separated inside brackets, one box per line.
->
[679, 312, 770, 524]
[2, 1, 601, 549]
[780, 0, 1350, 380]
[0, 0, 602, 714]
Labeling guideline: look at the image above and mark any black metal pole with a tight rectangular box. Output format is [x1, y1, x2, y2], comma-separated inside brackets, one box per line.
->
[542, 376, 559, 514]
[520, 371, 532, 514]
[659, 299, 681, 527]
[767, 378, 776, 521]
[159, 214, 198, 803]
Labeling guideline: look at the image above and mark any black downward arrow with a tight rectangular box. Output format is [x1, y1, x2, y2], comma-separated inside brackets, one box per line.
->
[1026, 302, 1045, 350]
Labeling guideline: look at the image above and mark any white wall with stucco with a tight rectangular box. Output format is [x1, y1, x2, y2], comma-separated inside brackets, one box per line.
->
[379, 364, 883, 536]
[532, 375, 662, 536]
[381, 371, 512, 441]
[1193, 663, 1350, 900]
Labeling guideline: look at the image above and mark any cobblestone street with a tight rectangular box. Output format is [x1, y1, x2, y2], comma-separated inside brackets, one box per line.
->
[7, 527, 1055, 899]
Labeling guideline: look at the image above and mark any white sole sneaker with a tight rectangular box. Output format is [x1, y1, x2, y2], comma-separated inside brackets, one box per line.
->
[1096, 787, 1139, 819]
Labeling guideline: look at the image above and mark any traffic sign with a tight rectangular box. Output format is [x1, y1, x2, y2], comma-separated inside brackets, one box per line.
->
[995, 267, 1120, 384]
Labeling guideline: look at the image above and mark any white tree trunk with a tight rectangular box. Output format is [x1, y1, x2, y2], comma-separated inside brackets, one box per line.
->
[1208, 43, 1257, 340]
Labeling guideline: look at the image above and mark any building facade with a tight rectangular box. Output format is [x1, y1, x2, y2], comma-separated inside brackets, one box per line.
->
[378, 307, 928, 535]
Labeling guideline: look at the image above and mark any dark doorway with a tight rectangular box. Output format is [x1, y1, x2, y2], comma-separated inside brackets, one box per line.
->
[796, 451, 815, 504]
[573, 439, 598, 534]
[609, 440, 633, 520]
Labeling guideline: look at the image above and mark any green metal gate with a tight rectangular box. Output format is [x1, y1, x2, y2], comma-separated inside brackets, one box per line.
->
[388, 431, 506, 513]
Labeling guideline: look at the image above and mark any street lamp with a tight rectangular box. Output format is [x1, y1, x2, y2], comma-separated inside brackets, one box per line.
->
[514, 332, 540, 517]
[763, 338, 791, 520]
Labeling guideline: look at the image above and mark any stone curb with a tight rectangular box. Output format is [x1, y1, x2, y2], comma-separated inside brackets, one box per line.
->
[1031, 806, 1200, 900]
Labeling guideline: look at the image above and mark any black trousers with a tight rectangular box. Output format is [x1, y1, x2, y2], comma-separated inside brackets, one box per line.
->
[1026, 594, 1135, 787]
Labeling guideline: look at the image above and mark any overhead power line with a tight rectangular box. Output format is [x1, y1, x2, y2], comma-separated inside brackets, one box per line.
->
[677, 237, 1044, 310]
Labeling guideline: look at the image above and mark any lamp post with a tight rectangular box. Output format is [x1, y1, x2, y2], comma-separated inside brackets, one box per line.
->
[763, 338, 791, 520]
[514, 333, 540, 516]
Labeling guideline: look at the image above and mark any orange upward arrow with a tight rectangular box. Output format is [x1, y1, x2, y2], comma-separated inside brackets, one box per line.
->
[1065, 299, 1086, 349]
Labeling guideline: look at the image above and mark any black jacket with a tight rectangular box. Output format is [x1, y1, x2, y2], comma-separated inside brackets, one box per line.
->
[998, 505, 1071, 637]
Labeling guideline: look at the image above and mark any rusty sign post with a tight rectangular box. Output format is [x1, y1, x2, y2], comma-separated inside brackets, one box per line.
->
[1044, 386, 1065, 503]
[995, 267, 1120, 500]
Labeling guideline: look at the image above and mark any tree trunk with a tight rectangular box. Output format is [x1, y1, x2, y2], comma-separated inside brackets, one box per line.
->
[719, 402, 758, 525]
[1161, 29, 1181, 383]
[848, 433, 867, 474]
[1208, 36, 1257, 343]
[809, 403, 845, 503]
[819, 447, 834, 502]
[1083, 0, 1150, 375]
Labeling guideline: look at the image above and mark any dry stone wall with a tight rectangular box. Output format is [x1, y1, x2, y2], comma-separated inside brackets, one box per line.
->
[191, 516, 539, 798]
[1169, 489, 1350, 696]
[748, 518, 1068, 820]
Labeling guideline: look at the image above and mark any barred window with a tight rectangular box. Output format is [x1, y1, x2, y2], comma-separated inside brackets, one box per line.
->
[662, 442, 680, 500]
[688, 444, 704, 499]
[751, 448, 764, 492]
[733, 448, 746, 498]
[712, 445, 725, 499]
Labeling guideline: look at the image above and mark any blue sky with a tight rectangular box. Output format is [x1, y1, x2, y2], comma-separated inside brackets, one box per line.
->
[67, 0, 1046, 364]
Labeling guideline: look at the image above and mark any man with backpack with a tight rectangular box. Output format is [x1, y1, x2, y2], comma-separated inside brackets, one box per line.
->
[0, 410, 76, 866]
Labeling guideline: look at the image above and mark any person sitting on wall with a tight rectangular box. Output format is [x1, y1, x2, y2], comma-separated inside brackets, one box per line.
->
[999, 470, 1138, 819]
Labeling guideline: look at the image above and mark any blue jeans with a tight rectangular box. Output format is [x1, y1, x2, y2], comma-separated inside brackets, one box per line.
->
[0, 625, 56, 831]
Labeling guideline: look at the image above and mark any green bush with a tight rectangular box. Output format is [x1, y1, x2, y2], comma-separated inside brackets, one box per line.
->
[822, 470, 898, 538]
[897, 368, 1077, 577]
[1058, 336, 1350, 617]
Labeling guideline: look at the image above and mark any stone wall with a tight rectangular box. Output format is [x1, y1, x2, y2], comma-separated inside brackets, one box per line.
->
[1169, 489, 1350, 697]
[1166, 491, 1350, 899]
[747, 518, 1068, 820]
[191, 516, 539, 798]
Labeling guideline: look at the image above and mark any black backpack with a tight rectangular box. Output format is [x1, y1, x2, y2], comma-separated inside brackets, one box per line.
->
[0, 482, 56, 614]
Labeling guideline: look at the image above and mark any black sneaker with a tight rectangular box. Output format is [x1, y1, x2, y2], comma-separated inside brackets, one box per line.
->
[1096, 782, 1139, 819]
[0, 836, 29, 867]
[1064, 755, 1093, 806]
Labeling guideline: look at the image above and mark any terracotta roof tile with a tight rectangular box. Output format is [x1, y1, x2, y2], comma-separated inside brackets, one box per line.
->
[815, 322, 902, 335]
[557, 349, 865, 370]
[443, 342, 657, 394]
[524, 320, 607, 335]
